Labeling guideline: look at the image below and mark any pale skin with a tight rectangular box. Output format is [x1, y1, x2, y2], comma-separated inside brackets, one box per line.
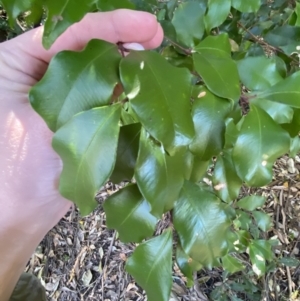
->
[0, 9, 163, 300]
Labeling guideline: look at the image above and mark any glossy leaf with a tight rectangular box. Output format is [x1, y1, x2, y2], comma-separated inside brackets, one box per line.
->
[173, 181, 230, 267]
[281, 108, 300, 137]
[251, 98, 294, 124]
[135, 129, 185, 217]
[237, 196, 266, 211]
[126, 229, 173, 301]
[182, 150, 194, 181]
[189, 89, 231, 160]
[224, 119, 239, 149]
[290, 137, 300, 157]
[25, 2, 43, 26]
[189, 158, 210, 183]
[30, 40, 121, 132]
[231, 0, 261, 13]
[120, 50, 195, 155]
[249, 240, 273, 277]
[205, 0, 231, 31]
[213, 150, 242, 203]
[176, 245, 202, 287]
[103, 184, 157, 242]
[257, 71, 300, 108]
[1, 0, 40, 26]
[264, 25, 300, 55]
[235, 210, 251, 231]
[193, 35, 240, 102]
[228, 230, 252, 252]
[222, 254, 245, 274]
[232, 105, 290, 187]
[42, 0, 95, 49]
[237, 56, 283, 91]
[110, 123, 141, 183]
[171, 1, 206, 47]
[97, 0, 135, 11]
[253, 211, 272, 232]
[295, 2, 300, 27]
[52, 105, 121, 215]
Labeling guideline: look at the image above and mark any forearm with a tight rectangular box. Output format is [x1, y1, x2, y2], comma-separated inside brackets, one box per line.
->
[0, 193, 71, 301]
[0, 220, 46, 301]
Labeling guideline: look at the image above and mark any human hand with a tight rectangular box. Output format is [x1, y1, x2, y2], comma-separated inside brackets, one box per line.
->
[0, 10, 163, 300]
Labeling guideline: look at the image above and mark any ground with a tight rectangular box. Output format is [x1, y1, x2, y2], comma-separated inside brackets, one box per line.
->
[25, 155, 300, 301]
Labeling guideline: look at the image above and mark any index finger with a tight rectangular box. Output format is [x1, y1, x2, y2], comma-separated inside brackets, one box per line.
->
[15, 9, 164, 63]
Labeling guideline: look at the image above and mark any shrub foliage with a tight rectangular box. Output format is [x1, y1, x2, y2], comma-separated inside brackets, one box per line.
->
[2, 0, 300, 300]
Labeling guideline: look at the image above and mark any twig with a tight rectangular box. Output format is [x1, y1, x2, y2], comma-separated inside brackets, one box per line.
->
[273, 274, 279, 301]
[237, 21, 300, 65]
[286, 266, 293, 297]
[101, 231, 117, 301]
[193, 272, 209, 301]
[164, 37, 193, 55]
[67, 246, 87, 285]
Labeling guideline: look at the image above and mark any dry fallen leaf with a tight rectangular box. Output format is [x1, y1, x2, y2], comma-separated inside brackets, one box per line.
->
[82, 269, 93, 286]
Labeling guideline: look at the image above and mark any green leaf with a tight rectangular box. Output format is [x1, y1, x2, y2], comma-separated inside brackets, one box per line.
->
[1, 0, 40, 26]
[204, 0, 231, 31]
[222, 254, 245, 274]
[237, 196, 266, 211]
[237, 56, 283, 91]
[52, 105, 121, 215]
[228, 230, 252, 252]
[232, 105, 290, 187]
[290, 136, 300, 157]
[25, 2, 43, 26]
[189, 157, 210, 183]
[224, 118, 239, 149]
[235, 210, 251, 231]
[193, 34, 240, 102]
[135, 129, 185, 217]
[110, 123, 141, 183]
[160, 43, 194, 70]
[43, 0, 96, 49]
[257, 71, 300, 108]
[176, 245, 202, 287]
[171, 1, 206, 47]
[249, 240, 273, 277]
[264, 25, 300, 55]
[189, 88, 231, 160]
[231, 0, 261, 13]
[173, 181, 230, 267]
[281, 108, 300, 137]
[97, 0, 135, 11]
[126, 229, 173, 301]
[120, 50, 195, 155]
[253, 211, 272, 232]
[295, 2, 300, 27]
[10, 272, 46, 301]
[213, 150, 242, 203]
[182, 150, 194, 181]
[251, 98, 294, 124]
[30, 40, 121, 132]
[103, 184, 157, 243]
[279, 257, 300, 267]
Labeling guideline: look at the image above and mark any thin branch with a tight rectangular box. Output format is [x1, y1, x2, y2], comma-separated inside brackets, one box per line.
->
[164, 37, 193, 55]
[237, 21, 300, 65]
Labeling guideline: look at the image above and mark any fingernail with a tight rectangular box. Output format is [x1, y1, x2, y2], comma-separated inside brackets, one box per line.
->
[123, 43, 145, 51]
